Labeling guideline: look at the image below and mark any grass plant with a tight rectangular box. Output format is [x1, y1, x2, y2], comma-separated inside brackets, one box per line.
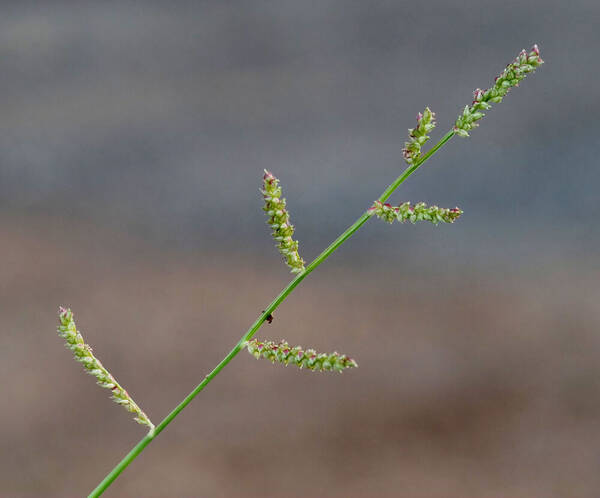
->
[55, 45, 544, 497]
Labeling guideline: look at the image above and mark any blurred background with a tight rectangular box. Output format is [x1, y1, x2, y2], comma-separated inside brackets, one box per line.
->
[1, 1, 599, 496]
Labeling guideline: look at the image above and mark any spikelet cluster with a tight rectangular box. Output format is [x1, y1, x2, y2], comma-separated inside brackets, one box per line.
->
[57, 307, 154, 431]
[402, 107, 436, 164]
[369, 200, 462, 225]
[454, 45, 544, 137]
[245, 338, 358, 373]
[262, 170, 306, 274]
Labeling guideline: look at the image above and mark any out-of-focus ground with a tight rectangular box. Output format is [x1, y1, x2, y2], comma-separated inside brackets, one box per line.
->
[3, 215, 600, 497]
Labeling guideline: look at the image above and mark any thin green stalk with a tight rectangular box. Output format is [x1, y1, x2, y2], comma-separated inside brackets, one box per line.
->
[88, 129, 456, 498]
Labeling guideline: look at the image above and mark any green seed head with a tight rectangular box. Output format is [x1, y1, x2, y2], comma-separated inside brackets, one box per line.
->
[57, 307, 154, 432]
[454, 44, 543, 137]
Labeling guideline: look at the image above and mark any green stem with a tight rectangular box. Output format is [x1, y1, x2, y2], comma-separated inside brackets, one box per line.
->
[88, 129, 455, 498]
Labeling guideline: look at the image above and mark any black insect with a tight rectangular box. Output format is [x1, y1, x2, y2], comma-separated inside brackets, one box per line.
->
[262, 311, 274, 324]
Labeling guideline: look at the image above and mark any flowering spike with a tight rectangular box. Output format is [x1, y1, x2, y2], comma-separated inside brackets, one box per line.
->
[261, 170, 306, 274]
[454, 44, 543, 137]
[57, 307, 154, 432]
[245, 338, 357, 373]
[368, 200, 462, 225]
[402, 107, 436, 164]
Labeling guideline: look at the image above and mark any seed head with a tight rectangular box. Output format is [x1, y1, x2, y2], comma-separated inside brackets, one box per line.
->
[262, 170, 306, 274]
[402, 107, 436, 164]
[368, 200, 463, 225]
[454, 44, 544, 137]
[57, 307, 154, 432]
[245, 338, 357, 373]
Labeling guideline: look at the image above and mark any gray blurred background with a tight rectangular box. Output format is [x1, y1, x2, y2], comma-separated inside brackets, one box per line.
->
[2, 1, 599, 497]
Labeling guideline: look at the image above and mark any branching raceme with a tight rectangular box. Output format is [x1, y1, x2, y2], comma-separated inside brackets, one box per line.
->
[58, 308, 154, 432]
[261, 169, 306, 274]
[55, 45, 543, 497]
[246, 339, 358, 372]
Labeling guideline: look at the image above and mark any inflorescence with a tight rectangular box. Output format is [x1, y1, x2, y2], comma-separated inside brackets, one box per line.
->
[50, 45, 546, 497]
[245, 338, 358, 373]
[369, 200, 463, 225]
[262, 170, 306, 274]
[454, 44, 544, 137]
[403, 107, 436, 165]
[57, 307, 154, 431]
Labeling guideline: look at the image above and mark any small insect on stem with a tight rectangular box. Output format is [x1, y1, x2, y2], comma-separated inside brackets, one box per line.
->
[262, 311, 274, 324]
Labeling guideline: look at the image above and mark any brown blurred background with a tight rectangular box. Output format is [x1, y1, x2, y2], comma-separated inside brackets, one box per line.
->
[2, 1, 600, 497]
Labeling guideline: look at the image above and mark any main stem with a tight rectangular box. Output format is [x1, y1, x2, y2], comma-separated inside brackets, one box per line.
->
[89, 129, 456, 497]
